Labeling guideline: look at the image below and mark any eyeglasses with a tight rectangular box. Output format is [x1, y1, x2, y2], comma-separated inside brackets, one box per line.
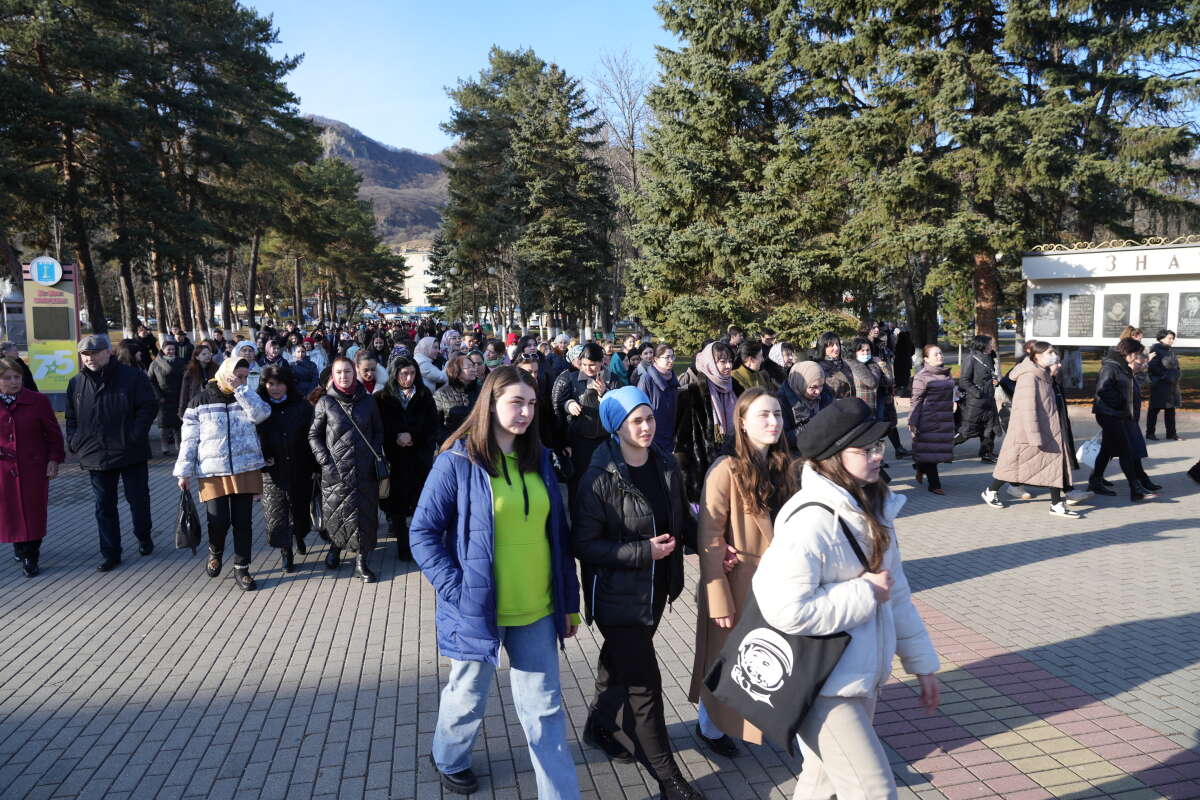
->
[846, 441, 886, 457]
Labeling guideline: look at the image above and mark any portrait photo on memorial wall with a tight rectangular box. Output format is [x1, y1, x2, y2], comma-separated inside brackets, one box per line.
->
[1103, 294, 1131, 338]
[1139, 293, 1168, 332]
[1032, 293, 1062, 338]
[1180, 292, 1200, 338]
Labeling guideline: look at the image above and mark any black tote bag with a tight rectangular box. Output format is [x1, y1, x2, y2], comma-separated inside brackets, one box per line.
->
[174, 488, 203, 554]
[704, 502, 871, 753]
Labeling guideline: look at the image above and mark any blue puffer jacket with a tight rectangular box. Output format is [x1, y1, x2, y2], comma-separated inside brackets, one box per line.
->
[410, 439, 581, 664]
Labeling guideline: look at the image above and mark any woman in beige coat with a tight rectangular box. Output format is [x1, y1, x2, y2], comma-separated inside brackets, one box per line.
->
[689, 388, 797, 755]
[981, 341, 1081, 518]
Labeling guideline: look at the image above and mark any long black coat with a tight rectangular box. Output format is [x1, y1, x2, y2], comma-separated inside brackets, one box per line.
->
[376, 382, 438, 517]
[674, 367, 725, 503]
[148, 355, 186, 429]
[309, 384, 384, 552]
[573, 441, 696, 627]
[179, 362, 218, 417]
[957, 352, 998, 438]
[1148, 342, 1182, 410]
[258, 394, 317, 491]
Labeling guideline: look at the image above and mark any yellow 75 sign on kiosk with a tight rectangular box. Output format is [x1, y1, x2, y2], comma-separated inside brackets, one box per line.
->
[29, 341, 79, 391]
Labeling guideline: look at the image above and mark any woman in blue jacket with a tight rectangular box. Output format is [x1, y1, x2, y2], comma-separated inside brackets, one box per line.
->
[636, 343, 679, 454]
[411, 366, 581, 799]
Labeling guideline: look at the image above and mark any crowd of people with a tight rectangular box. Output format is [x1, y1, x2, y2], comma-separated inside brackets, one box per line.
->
[0, 314, 1193, 799]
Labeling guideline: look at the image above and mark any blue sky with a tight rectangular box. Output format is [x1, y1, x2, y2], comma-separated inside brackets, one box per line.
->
[247, 0, 675, 154]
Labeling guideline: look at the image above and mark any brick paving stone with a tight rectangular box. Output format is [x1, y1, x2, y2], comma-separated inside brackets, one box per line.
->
[1, 410, 1198, 797]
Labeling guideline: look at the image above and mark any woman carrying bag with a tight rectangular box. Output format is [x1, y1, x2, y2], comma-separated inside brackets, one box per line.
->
[751, 398, 940, 798]
[309, 356, 386, 582]
[689, 388, 796, 757]
[411, 367, 580, 799]
[376, 356, 438, 561]
[175, 357, 271, 591]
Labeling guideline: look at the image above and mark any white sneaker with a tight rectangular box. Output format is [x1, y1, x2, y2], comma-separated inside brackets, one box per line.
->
[1005, 484, 1033, 500]
[1064, 489, 1091, 506]
[980, 489, 1004, 508]
[1049, 502, 1081, 518]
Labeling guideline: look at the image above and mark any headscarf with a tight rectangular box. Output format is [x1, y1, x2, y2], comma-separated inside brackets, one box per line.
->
[414, 336, 438, 360]
[695, 342, 737, 436]
[231, 341, 258, 362]
[787, 360, 824, 399]
[566, 344, 584, 364]
[769, 342, 788, 368]
[600, 385, 652, 442]
[440, 330, 460, 358]
[609, 349, 629, 385]
[215, 357, 249, 394]
[389, 343, 411, 365]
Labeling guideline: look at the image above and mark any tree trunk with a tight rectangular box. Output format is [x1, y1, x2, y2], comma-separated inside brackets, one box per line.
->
[247, 229, 261, 332]
[151, 250, 168, 341]
[1, 233, 22, 288]
[972, 251, 1000, 342]
[221, 248, 234, 333]
[189, 268, 206, 340]
[172, 268, 191, 333]
[293, 256, 303, 327]
[117, 257, 139, 339]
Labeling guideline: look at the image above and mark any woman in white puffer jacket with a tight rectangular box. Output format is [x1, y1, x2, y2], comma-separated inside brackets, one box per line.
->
[175, 357, 271, 591]
[753, 398, 940, 800]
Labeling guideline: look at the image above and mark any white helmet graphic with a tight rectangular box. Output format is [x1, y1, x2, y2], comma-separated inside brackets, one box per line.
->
[730, 628, 793, 706]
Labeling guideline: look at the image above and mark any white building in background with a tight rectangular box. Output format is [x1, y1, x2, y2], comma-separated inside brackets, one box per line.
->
[396, 239, 437, 311]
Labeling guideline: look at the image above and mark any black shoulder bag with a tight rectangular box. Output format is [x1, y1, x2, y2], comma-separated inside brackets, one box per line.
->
[703, 501, 870, 753]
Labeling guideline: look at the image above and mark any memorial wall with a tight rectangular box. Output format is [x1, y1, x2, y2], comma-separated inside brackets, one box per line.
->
[1021, 243, 1200, 347]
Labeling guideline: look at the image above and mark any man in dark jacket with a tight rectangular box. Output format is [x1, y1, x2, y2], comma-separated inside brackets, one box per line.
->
[552, 342, 619, 503]
[573, 386, 702, 800]
[0, 342, 37, 391]
[133, 324, 159, 363]
[1089, 339, 1157, 499]
[66, 334, 158, 571]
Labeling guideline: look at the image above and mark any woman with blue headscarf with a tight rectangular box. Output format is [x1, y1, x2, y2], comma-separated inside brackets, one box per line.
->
[572, 386, 705, 800]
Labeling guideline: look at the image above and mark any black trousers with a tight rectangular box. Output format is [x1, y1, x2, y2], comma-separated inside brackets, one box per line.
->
[1091, 414, 1144, 491]
[1146, 407, 1176, 438]
[592, 614, 677, 781]
[88, 462, 153, 560]
[13, 541, 41, 559]
[261, 475, 313, 549]
[915, 461, 942, 490]
[206, 493, 254, 565]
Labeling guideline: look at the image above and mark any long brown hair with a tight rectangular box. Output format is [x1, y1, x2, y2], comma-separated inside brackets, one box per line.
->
[439, 366, 542, 476]
[810, 453, 891, 572]
[728, 388, 796, 516]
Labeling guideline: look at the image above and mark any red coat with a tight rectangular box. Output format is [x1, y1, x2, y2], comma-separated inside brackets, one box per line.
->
[0, 390, 66, 543]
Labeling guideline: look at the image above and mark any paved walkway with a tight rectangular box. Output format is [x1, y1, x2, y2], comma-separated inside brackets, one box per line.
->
[1, 408, 1198, 800]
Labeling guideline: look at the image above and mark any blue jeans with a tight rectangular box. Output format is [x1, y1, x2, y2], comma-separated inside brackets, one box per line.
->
[88, 462, 153, 560]
[697, 699, 724, 739]
[432, 614, 579, 799]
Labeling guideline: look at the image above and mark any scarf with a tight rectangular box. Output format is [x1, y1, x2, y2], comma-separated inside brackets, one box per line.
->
[414, 337, 438, 360]
[0, 392, 16, 406]
[695, 342, 736, 436]
[768, 342, 788, 368]
[787, 360, 824, 400]
[332, 380, 359, 399]
[214, 357, 247, 394]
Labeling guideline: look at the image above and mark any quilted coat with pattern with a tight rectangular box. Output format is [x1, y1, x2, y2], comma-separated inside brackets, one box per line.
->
[308, 383, 384, 553]
[173, 383, 271, 479]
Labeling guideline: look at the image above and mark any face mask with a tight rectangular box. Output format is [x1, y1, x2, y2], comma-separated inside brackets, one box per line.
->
[856, 352, 871, 363]
[485, 358, 503, 368]
[1042, 352, 1059, 367]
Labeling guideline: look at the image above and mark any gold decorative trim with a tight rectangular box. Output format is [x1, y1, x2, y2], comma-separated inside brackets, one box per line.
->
[1031, 235, 1200, 253]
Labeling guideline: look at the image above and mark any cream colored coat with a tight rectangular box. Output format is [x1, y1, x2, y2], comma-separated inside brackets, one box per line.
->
[991, 358, 1070, 489]
[688, 456, 775, 744]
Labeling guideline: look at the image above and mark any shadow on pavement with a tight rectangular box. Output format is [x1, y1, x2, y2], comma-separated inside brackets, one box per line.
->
[904, 518, 1200, 592]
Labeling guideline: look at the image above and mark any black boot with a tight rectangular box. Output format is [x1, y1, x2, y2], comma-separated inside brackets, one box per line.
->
[281, 547, 296, 573]
[21, 557, 39, 578]
[658, 773, 706, 800]
[325, 546, 341, 569]
[354, 555, 377, 583]
[233, 565, 257, 591]
[1087, 478, 1116, 496]
[1188, 461, 1200, 484]
[392, 518, 412, 561]
[293, 531, 307, 556]
[206, 549, 223, 577]
[582, 714, 634, 763]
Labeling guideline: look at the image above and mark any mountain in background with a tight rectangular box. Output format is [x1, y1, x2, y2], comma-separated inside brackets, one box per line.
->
[309, 115, 447, 247]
